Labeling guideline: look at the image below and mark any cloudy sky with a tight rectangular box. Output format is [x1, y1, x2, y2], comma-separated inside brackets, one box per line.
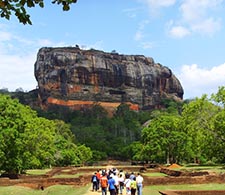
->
[0, 0, 225, 99]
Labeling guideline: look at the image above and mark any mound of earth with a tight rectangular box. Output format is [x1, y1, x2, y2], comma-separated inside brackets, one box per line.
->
[168, 163, 182, 169]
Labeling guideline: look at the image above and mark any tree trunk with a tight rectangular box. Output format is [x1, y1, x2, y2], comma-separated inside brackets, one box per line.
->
[166, 151, 170, 164]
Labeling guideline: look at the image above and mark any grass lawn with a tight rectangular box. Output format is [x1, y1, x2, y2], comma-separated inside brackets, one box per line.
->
[143, 183, 225, 195]
[1, 183, 225, 195]
[143, 172, 167, 177]
[181, 166, 225, 173]
[52, 173, 83, 178]
[172, 165, 225, 172]
[0, 185, 89, 195]
[26, 169, 52, 175]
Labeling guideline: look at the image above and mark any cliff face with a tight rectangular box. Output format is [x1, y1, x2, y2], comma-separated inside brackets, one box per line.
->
[34, 47, 183, 111]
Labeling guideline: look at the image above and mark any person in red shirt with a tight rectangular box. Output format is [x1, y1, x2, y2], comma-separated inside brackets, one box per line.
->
[96, 169, 101, 190]
[100, 172, 108, 195]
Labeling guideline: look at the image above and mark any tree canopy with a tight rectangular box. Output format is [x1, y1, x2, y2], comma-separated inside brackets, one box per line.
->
[0, 0, 77, 24]
[0, 94, 92, 174]
[136, 89, 225, 164]
[141, 114, 185, 164]
[2, 86, 225, 167]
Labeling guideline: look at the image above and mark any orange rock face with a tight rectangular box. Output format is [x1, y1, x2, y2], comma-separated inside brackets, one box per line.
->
[47, 97, 139, 112]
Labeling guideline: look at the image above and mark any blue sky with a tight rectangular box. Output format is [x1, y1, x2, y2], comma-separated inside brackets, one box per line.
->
[0, 0, 225, 99]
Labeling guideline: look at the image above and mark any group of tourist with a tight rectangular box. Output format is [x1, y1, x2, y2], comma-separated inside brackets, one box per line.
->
[91, 167, 144, 195]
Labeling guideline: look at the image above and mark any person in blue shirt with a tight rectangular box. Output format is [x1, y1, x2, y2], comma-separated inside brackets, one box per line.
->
[108, 174, 116, 195]
[91, 172, 99, 191]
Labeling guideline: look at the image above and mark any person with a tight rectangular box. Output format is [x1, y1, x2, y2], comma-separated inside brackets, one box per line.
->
[124, 174, 131, 195]
[130, 177, 137, 195]
[129, 172, 135, 181]
[113, 172, 119, 195]
[119, 169, 125, 180]
[108, 174, 116, 195]
[96, 169, 101, 190]
[136, 173, 144, 195]
[118, 173, 124, 194]
[100, 172, 108, 195]
[91, 172, 99, 191]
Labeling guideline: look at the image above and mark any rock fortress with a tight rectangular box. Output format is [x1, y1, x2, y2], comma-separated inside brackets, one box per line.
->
[34, 47, 183, 112]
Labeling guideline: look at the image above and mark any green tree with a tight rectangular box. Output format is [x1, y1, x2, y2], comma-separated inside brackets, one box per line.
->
[210, 86, 225, 162]
[0, 0, 77, 25]
[76, 144, 92, 165]
[114, 104, 141, 142]
[0, 94, 56, 173]
[0, 94, 92, 174]
[69, 103, 143, 160]
[128, 141, 144, 161]
[53, 120, 78, 166]
[21, 117, 57, 169]
[141, 114, 184, 164]
[161, 98, 183, 114]
[211, 86, 225, 108]
[180, 95, 220, 163]
[212, 110, 225, 162]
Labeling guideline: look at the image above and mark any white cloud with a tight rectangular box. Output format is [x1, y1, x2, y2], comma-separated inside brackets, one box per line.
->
[0, 27, 105, 92]
[0, 21, 107, 92]
[191, 17, 221, 36]
[138, 0, 223, 38]
[139, 0, 176, 8]
[134, 20, 149, 43]
[168, 25, 190, 38]
[79, 41, 104, 51]
[134, 20, 155, 49]
[134, 31, 144, 41]
[0, 52, 38, 91]
[176, 63, 225, 99]
[180, 0, 223, 22]
[0, 25, 68, 91]
[140, 41, 155, 49]
[0, 27, 37, 91]
[138, 0, 176, 17]
[0, 43, 107, 92]
[122, 7, 141, 18]
[0, 31, 12, 42]
[166, 0, 223, 38]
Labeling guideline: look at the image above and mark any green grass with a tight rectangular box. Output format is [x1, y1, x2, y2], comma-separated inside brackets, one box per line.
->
[60, 169, 74, 173]
[162, 165, 225, 173]
[143, 172, 167, 177]
[143, 183, 225, 195]
[0, 185, 89, 195]
[52, 173, 82, 178]
[176, 165, 225, 174]
[0, 183, 225, 195]
[26, 169, 52, 175]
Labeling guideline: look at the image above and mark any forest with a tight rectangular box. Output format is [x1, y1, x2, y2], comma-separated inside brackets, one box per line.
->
[0, 86, 225, 174]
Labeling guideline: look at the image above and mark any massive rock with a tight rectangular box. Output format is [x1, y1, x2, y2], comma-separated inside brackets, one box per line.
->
[34, 47, 183, 111]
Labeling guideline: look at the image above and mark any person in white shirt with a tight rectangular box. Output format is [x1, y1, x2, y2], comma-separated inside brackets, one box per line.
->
[118, 173, 125, 194]
[136, 173, 144, 195]
[124, 174, 131, 195]
[113, 172, 119, 194]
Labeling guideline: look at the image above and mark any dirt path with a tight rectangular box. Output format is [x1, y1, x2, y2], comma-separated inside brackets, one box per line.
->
[83, 164, 113, 195]
[83, 185, 126, 195]
[83, 185, 101, 195]
[83, 165, 126, 195]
